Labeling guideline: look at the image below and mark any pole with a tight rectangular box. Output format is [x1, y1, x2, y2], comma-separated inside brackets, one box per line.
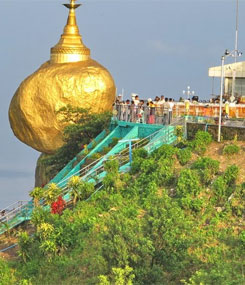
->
[235, 0, 239, 63]
[218, 56, 225, 142]
[232, 0, 239, 101]
[129, 141, 132, 165]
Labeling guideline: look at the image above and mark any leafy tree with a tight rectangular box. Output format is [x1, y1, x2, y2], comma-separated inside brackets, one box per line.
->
[44, 183, 62, 205]
[29, 187, 44, 207]
[67, 176, 82, 205]
[99, 266, 135, 285]
[43, 106, 112, 178]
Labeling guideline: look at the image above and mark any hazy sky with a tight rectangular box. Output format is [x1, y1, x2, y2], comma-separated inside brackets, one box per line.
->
[0, 0, 244, 208]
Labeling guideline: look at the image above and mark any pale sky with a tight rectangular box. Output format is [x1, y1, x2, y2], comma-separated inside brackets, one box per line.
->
[0, 0, 244, 208]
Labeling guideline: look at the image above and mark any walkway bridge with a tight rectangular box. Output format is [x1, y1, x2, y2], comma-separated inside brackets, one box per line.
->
[0, 118, 185, 235]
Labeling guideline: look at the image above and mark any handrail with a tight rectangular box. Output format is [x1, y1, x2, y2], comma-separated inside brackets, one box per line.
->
[55, 127, 163, 187]
[0, 201, 29, 223]
[0, 124, 177, 234]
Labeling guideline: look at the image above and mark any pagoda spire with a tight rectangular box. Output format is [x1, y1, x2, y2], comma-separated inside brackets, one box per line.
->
[50, 0, 90, 64]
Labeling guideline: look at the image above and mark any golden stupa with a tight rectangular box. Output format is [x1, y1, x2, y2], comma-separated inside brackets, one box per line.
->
[9, 0, 116, 154]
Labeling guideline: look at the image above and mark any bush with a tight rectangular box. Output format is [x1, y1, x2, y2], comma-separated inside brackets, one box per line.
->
[133, 148, 148, 159]
[212, 176, 227, 198]
[176, 169, 201, 198]
[223, 144, 240, 155]
[157, 158, 174, 186]
[152, 144, 177, 160]
[189, 131, 212, 155]
[131, 157, 144, 174]
[177, 148, 192, 165]
[104, 159, 119, 174]
[192, 157, 219, 185]
[224, 165, 239, 186]
[0, 258, 16, 284]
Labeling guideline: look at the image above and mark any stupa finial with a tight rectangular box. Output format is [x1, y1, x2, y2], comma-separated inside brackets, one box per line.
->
[50, 0, 90, 64]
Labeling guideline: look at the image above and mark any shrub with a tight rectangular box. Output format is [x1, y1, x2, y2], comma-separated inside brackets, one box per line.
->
[177, 148, 192, 165]
[104, 159, 119, 174]
[131, 157, 144, 174]
[189, 131, 212, 155]
[223, 144, 240, 155]
[192, 157, 219, 185]
[180, 196, 203, 212]
[195, 131, 213, 145]
[157, 158, 174, 186]
[133, 148, 148, 159]
[29, 187, 45, 207]
[239, 231, 245, 248]
[44, 183, 62, 205]
[77, 181, 95, 200]
[176, 169, 201, 198]
[224, 165, 239, 186]
[152, 144, 177, 160]
[0, 258, 16, 284]
[212, 176, 227, 198]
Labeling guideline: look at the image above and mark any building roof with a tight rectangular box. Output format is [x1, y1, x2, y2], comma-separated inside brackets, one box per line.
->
[209, 61, 245, 78]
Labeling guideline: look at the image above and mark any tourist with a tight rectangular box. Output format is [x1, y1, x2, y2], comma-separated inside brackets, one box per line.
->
[120, 101, 126, 121]
[159, 95, 165, 105]
[155, 96, 162, 124]
[130, 100, 136, 122]
[168, 98, 174, 124]
[134, 95, 140, 106]
[148, 100, 155, 124]
[163, 98, 169, 124]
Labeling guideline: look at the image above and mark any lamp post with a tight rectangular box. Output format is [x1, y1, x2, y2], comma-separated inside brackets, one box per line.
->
[217, 53, 226, 143]
[183, 86, 195, 100]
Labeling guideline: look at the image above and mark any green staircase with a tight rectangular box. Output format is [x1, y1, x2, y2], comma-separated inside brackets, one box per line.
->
[0, 121, 178, 235]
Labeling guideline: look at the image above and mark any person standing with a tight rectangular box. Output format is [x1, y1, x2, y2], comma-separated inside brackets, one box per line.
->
[168, 98, 174, 124]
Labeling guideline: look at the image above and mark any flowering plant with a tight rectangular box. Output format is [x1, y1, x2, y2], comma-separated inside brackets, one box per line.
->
[51, 196, 66, 215]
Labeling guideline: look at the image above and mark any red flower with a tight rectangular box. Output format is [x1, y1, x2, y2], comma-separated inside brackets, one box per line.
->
[51, 196, 66, 215]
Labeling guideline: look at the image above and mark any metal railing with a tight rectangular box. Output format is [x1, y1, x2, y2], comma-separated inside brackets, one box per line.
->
[113, 104, 175, 125]
[0, 123, 178, 234]
[0, 201, 29, 223]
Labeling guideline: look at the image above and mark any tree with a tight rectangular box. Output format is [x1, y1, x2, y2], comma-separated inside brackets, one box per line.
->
[42, 106, 112, 178]
[29, 187, 45, 207]
[44, 183, 62, 205]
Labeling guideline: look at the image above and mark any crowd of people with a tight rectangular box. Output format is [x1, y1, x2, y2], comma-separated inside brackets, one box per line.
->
[113, 95, 176, 125]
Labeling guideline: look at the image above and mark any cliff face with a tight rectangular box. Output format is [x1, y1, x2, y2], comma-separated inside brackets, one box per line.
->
[35, 154, 54, 187]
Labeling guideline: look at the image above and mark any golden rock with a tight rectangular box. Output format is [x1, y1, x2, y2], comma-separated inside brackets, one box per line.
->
[9, 0, 116, 154]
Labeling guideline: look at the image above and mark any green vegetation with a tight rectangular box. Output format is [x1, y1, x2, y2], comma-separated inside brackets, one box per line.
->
[189, 130, 212, 155]
[177, 148, 192, 165]
[42, 105, 112, 179]
[1, 131, 245, 284]
[223, 144, 240, 155]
